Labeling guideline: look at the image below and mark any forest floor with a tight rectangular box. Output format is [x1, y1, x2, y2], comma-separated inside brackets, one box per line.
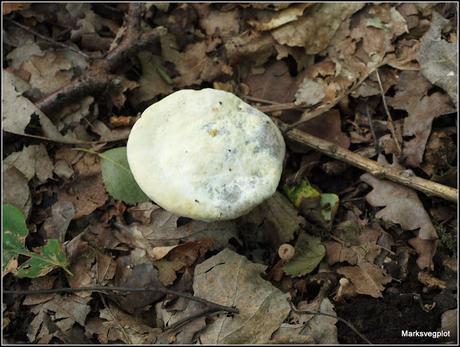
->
[2, 3, 458, 344]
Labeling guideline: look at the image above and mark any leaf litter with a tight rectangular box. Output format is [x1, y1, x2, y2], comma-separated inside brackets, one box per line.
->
[3, 3, 457, 344]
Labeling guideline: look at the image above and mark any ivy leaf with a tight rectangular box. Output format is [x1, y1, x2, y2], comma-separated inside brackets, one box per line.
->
[3, 204, 71, 278]
[100, 147, 150, 204]
[3, 204, 28, 275]
[283, 232, 326, 277]
[16, 239, 70, 278]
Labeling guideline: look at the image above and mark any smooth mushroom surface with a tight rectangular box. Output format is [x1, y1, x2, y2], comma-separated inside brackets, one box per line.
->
[127, 89, 286, 221]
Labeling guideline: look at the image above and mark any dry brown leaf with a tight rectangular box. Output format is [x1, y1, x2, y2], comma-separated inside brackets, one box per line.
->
[337, 262, 392, 298]
[42, 201, 75, 241]
[271, 3, 364, 54]
[3, 3, 31, 15]
[85, 304, 160, 344]
[408, 235, 437, 271]
[194, 4, 240, 38]
[245, 60, 296, 103]
[248, 4, 312, 32]
[418, 271, 447, 289]
[387, 70, 455, 167]
[192, 249, 291, 344]
[360, 172, 437, 240]
[57, 174, 108, 219]
[225, 30, 276, 67]
[4, 144, 54, 184]
[298, 110, 350, 149]
[3, 166, 31, 216]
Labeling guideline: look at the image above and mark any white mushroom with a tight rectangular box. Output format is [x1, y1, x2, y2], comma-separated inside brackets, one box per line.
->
[127, 89, 285, 221]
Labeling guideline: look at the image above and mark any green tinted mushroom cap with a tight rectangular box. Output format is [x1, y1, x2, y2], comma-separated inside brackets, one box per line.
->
[127, 89, 285, 221]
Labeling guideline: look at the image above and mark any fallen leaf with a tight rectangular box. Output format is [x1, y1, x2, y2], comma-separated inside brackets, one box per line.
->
[194, 4, 240, 39]
[248, 4, 312, 31]
[85, 304, 160, 344]
[283, 232, 326, 277]
[271, 3, 364, 54]
[337, 262, 392, 298]
[112, 259, 164, 313]
[2, 70, 78, 142]
[245, 60, 296, 103]
[192, 248, 291, 344]
[42, 201, 75, 241]
[418, 271, 447, 289]
[3, 167, 31, 216]
[361, 172, 438, 240]
[298, 110, 350, 149]
[408, 234, 437, 271]
[4, 144, 54, 184]
[241, 191, 305, 247]
[417, 11, 457, 107]
[131, 52, 172, 105]
[100, 147, 150, 205]
[3, 3, 31, 15]
[57, 174, 108, 219]
[387, 70, 455, 167]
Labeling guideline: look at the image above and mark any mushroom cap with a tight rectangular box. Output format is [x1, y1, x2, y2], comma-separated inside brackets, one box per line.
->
[127, 89, 285, 221]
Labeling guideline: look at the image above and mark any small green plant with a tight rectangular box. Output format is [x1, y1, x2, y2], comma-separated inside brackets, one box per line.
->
[3, 204, 71, 278]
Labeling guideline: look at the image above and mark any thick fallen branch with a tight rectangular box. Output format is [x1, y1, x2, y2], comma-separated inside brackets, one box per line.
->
[285, 127, 458, 203]
[36, 4, 166, 115]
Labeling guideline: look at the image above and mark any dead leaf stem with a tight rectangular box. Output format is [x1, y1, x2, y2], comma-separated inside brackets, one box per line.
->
[5, 18, 89, 58]
[4, 286, 239, 314]
[284, 128, 458, 203]
[375, 68, 402, 156]
[288, 300, 372, 344]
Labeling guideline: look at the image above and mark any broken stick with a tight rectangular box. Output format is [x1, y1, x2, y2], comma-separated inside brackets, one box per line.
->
[285, 127, 458, 203]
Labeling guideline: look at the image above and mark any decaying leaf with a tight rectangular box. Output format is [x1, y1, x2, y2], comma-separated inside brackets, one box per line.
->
[85, 303, 160, 344]
[417, 12, 457, 107]
[42, 201, 75, 242]
[361, 172, 437, 240]
[283, 232, 326, 277]
[3, 167, 32, 217]
[241, 191, 305, 247]
[4, 144, 54, 184]
[28, 295, 91, 343]
[271, 3, 364, 54]
[57, 174, 108, 219]
[2, 70, 77, 142]
[192, 249, 291, 344]
[337, 262, 392, 298]
[387, 70, 455, 167]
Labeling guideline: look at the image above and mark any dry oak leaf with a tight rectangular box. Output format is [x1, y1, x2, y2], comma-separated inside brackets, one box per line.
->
[247, 3, 312, 32]
[4, 144, 54, 184]
[408, 234, 437, 271]
[360, 173, 437, 240]
[271, 3, 364, 54]
[337, 262, 392, 298]
[192, 248, 291, 344]
[57, 174, 108, 219]
[85, 304, 160, 344]
[387, 70, 455, 167]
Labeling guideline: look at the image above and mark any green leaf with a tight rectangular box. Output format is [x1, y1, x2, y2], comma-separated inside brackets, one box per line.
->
[100, 147, 150, 204]
[3, 204, 28, 274]
[320, 193, 340, 222]
[3, 204, 70, 278]
[15, 239, 70, 278]
[283, 232, 326, 277]
[283, 180, 320, 208]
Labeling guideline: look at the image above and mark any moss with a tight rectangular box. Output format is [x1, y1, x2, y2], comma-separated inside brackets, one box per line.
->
[436, 222, 457, 254]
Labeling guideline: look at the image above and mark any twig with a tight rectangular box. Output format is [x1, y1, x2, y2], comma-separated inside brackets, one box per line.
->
[162, 307, 220, 332]
[285, 128, 458, 202]
[365, 105, 380, 154]
[244, 95, 283, 105]
[288, 301, 372, 344]
[375, 68, 402, 156]
[35, 4, 166, 115]
[3, 286, 239, 315]
[5, 18, 88, 58]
